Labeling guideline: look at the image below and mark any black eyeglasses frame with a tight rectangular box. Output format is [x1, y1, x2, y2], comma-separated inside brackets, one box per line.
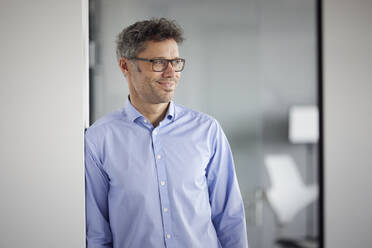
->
[129, 57, 185, 72]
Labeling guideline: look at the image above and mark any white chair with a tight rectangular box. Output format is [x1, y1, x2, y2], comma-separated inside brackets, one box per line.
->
[264, 154, 318, 248]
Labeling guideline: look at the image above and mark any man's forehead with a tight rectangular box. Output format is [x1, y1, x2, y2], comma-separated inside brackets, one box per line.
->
[140, 39, 179, 55]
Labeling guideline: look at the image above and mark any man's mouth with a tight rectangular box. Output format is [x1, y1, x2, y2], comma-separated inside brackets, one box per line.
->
[156, 80, 176, 89]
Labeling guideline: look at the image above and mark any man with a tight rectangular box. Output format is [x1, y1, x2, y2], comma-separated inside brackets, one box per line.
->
[85, 18, 248, 248]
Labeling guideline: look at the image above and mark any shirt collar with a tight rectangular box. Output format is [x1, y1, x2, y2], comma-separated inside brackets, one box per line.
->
[123, 97, 143, 122]
[122, 96, 176, 123]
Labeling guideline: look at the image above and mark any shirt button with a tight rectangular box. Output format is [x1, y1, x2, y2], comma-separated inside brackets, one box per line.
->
[153, 130, 158, 135]
[166, 234, 171, 239]
[163, 207, 168, 212]
[160, 181, 165, 186]
[144, 120, 148, 123]
[157, 155, 161, 159]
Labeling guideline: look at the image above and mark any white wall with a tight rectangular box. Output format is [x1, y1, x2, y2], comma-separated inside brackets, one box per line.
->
[324, 0, 372, 247]
[0, 1, 87, 247]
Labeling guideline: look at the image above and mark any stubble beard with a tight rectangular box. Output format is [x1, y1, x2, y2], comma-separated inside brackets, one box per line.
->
[148, 77, 178, 104]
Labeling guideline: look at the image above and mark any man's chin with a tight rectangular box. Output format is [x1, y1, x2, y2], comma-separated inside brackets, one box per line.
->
[158, 93, 174, 103]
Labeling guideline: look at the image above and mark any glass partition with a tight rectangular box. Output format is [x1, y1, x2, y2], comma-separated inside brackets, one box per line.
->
[89, 0, 320, 246]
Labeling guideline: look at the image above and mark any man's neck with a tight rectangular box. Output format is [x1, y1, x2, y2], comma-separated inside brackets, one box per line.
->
[129, 96, 169, 127]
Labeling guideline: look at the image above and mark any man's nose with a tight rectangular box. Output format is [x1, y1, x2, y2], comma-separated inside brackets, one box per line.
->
[162, 61, 176, 77]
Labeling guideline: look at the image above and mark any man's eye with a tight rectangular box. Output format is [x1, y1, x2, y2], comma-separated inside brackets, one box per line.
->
[154, 60, 166, 65]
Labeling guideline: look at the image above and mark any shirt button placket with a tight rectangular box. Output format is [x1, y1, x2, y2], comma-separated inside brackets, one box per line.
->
[152, 131, 173, 246]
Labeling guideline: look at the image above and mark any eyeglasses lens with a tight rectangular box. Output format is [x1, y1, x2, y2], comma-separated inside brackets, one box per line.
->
[152, 59, 184, 72]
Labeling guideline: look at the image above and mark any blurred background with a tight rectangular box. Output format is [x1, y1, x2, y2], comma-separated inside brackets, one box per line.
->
[89, 0, 320, 247]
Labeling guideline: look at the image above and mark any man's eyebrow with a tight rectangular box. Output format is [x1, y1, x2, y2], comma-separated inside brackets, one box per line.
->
[152, 56, 181, 59]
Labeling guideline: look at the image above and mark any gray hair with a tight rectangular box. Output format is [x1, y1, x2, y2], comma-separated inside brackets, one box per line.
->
[116, 18, 185, 61]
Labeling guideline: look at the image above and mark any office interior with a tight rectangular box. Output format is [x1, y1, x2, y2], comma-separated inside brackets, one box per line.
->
[0, 0, 371, 247]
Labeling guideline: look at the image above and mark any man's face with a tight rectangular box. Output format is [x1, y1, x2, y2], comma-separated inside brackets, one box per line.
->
[121, 39, 181, 105]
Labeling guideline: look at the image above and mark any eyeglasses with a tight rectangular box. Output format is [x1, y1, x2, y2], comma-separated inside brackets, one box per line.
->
[130, 57, 185, 72]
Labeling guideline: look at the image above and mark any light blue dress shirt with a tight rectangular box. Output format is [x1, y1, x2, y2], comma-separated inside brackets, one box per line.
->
[85, 99, 248, 248]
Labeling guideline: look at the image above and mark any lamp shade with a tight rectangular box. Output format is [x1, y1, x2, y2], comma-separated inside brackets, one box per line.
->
[289, 106, 319, 144]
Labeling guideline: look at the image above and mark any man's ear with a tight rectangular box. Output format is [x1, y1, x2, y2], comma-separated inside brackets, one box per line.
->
[119, 57, 129, 75]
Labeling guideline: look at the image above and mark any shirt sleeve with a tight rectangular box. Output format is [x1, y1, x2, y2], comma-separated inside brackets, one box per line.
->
[85, 134, 113, 248]
[206, 120, 249, 248]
